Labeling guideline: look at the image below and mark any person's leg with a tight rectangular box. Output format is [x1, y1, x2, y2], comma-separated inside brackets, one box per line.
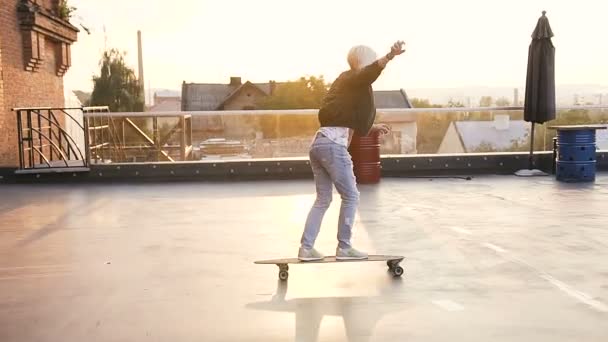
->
[300, 144, 333, 254]
[333, 147, 359, 249]
[328, 145, 362, 253]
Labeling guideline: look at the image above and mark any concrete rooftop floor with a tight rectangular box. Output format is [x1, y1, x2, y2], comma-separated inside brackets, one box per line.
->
[0, 174, 607, 341]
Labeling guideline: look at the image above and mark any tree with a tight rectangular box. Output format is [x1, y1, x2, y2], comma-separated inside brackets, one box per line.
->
[89, 49, 147, 160]
[479, 96, 493, 107]
[410, 98, 442, 108]
[410, 98, 459, 153]
[257, 76, 329, 109]
[416, 112, 461, 153]
[90, 49, 144, 112]
[447, 98, 465, 108]
[256, 76, 329, 138]
[528, 109, 596, 151]
[58, 0, 77, 20]
[495, 97, 511, 107]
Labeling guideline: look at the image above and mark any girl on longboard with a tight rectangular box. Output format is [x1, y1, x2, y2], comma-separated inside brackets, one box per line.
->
[298, 41, 406, 261]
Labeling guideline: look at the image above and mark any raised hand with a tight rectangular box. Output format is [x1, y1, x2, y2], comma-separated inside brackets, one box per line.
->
[372, 123, 391, 135]
[390, 41, 406, 57]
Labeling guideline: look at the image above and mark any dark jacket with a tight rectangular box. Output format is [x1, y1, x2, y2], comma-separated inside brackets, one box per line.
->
[318, 61, 384, 136]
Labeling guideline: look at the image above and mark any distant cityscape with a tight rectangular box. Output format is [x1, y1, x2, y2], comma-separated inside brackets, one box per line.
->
[134, 84, 607, 108]
[405, 84, 608, 107]
[69, 79, 607, 162]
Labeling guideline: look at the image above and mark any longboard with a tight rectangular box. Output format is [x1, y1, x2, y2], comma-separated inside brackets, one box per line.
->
[255, 255, 404, 280]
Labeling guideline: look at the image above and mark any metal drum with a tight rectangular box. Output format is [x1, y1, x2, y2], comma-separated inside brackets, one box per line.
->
[555, 129, 597, 182]
[348, 131, 381, 184]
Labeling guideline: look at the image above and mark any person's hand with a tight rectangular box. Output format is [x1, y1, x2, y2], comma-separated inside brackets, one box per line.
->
[372, 123, 391, 135]
[388, 41, 406, 59]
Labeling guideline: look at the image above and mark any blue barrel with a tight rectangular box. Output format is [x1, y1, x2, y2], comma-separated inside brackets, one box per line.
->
[555, 129, 596, 182]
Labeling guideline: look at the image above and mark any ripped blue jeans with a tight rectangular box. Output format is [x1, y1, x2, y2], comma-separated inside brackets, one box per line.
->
[300, 134, 359, 249]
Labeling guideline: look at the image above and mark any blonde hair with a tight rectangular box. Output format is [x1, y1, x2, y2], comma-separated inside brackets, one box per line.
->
[347, 45, 377, 70]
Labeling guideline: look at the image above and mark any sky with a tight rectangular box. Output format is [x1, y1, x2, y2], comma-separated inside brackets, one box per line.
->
[63, 0, 608, 95]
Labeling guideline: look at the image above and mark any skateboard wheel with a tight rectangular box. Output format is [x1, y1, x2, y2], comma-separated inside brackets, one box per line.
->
[391, 266, 404, 277]
[278, 270, 289, 281]
[387, 260, 399, 270]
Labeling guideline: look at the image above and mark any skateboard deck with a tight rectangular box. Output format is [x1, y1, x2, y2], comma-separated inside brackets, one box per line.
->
[255, 255, 404, 280]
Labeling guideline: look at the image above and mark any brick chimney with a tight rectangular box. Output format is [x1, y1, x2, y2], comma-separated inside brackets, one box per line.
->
[229, 77, 242, 87]
[269, 80, 276, 95]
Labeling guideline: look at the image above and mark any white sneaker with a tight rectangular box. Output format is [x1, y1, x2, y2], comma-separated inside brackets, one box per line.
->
[336, 247, 368, 260]
[298, 247, 324, 261]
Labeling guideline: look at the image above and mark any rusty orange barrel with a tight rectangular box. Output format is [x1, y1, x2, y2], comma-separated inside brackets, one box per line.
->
[348, 130, 381, 184]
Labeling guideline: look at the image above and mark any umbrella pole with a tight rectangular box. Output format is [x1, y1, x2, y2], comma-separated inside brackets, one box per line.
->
[528, 122, 536, 169]
[515, 121, 547, 176]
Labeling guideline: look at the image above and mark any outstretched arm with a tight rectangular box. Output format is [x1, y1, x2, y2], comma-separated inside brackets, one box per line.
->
[352, 41, 407, 85]
[369, 41, 406, 135]
[377, 40, 406, 69]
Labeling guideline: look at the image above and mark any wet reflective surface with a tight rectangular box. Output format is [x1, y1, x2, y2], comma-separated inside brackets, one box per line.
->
[1, 175, 607, 341]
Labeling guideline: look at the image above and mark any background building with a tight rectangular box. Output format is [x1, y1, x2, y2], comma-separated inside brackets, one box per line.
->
[0, 0, 79, 166]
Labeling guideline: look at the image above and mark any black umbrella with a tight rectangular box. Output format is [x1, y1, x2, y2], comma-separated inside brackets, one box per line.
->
[523, 10, 556, 171]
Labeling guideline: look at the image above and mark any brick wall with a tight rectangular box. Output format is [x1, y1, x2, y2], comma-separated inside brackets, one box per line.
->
[0, 0, 68, 167]
[0, 39, 5, 165]
[42, 0, 60, 12]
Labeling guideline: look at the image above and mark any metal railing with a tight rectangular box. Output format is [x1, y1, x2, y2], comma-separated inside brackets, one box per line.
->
[13, 105, 607, 172]
[84, 110, 193, 163]
[84, 105, 608, 162]
[94, 105, 606, 117]
[85, 106, 128, 163]
[13, 107, 89, 171]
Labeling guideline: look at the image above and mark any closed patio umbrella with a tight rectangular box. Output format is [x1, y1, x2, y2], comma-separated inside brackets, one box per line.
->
[516, 10, 556, 176]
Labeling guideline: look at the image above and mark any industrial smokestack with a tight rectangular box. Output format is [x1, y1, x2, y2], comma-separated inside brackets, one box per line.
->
[137, 30, 145, 102]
